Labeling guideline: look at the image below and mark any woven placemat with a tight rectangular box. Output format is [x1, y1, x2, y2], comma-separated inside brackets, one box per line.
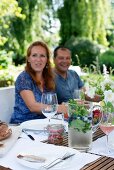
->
[80, 156, 114, 170]
[42, 128, 105, 147]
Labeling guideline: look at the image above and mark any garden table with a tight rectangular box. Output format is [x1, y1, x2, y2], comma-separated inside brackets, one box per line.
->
[0, 119, 114, 170]
[42, 128, 114, 170]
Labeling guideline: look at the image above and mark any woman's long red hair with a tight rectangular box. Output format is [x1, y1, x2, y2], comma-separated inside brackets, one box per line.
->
[25, 41, 55, 91]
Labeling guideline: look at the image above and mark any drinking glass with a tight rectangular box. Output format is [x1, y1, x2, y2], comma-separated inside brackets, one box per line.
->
[73, 89, 81, 99]
[92, 105, 103, 133]
[99, 111, 114, 153]
[73, 89, 85, 99]
[41, 92, 58, 123]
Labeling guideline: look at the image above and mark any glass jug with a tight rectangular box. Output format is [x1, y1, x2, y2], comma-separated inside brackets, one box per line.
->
[68, 100, 102, 151]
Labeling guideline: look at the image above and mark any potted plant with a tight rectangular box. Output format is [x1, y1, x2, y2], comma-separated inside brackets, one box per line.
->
[68, 99, 102, 151]
[68, 99, 92, 151]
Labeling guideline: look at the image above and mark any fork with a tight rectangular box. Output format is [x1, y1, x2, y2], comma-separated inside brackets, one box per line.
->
[42, 152, 75, 170]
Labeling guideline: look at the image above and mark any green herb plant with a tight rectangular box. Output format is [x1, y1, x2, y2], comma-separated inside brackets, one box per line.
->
[68, 99, 92, 133]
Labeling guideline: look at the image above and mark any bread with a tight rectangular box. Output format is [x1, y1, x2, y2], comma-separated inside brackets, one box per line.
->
[0, 121, 12, 141]
[0, 165, 12, 170]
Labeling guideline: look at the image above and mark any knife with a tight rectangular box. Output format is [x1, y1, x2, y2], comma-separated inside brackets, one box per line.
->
[23, 128, 45, 132]
[22, 129, 35, 141]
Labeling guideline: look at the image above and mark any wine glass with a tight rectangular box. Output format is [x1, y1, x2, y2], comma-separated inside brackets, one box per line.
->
[91, 105, 103, 133]
[99, 111, 114, 154]
[41, 92, 58, 123]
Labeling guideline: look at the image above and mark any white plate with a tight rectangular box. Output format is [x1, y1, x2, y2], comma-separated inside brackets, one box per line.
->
[20, 118, 67, 131]
[16, 147, 77, 170]
[16, 141, 100, 170]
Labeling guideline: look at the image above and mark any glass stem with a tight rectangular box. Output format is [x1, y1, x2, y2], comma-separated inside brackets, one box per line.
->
[61, 113, 64, 124]
[48, 118, 51, 125]
[106, 135, 110, 154]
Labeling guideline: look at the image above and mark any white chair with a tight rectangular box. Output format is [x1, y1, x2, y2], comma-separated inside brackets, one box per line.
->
[0, 86, 15, 123]
[69, 65, 87, 76]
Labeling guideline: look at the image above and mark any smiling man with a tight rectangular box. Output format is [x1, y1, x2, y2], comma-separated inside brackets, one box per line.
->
[53, 46, 84, 104]
[53, 46, 101, 104]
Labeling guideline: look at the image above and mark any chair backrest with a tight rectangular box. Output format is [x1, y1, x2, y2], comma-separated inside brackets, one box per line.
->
[0, 86, 15, 123]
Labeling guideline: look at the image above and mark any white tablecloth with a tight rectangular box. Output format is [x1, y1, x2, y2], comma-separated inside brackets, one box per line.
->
[0, 121, 100, 170]
[88, 131, 114, 158]
[0, 138, 100, 170]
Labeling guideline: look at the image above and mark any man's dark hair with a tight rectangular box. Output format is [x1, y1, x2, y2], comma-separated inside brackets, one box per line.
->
[53, 46, 71, 58]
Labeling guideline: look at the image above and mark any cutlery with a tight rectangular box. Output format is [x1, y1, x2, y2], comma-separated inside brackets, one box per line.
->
[22, 129, 35, 141]
[42, 153, 75, 169]
[23, 128, 46, 132]
[17, 154, 46, 163]
[22, 128, 47, 135]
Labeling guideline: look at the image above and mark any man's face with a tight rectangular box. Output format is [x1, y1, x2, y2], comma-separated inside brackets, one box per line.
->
[54, 49, 72, 73]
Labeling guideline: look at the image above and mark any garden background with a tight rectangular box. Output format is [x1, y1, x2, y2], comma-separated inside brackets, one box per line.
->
[0, 0, 114, 87]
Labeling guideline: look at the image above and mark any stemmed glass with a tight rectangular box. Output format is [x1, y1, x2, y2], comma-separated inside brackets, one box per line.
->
[92, 105, 103, 133]
[41, 92, 58, 123]
[99, 110, 114, 154]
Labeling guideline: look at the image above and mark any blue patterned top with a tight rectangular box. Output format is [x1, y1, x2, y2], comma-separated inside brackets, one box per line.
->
[10, 71, 47, 124]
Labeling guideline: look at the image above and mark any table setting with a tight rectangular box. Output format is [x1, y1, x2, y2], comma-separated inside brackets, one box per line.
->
[0, 90, 114, 170]
[0, 115, 114, 170]
[0, 121, 100, 170]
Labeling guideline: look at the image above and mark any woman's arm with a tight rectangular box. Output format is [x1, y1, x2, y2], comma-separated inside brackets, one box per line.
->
[20, 90, 68, 114]
[20, 90, 42, 113]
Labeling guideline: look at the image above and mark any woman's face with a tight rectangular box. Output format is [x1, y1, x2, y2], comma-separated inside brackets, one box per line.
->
[28, 45, 47, 73]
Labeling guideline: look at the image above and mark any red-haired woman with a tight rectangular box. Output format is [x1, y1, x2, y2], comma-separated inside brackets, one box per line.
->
[10, 41, 66, 124]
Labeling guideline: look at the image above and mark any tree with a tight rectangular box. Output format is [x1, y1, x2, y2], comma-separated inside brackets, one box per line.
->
[0, 0, 25, 68]
[58, 0, 111, 46]
[0, 0, 25, 46]
[1, 0, 60, 65]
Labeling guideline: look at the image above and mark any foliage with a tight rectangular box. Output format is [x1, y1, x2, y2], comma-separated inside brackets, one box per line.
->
[65, 37, 100, 67]
[107, 2, 114, 48]
[0, 0, 60, 66]
[57, 0, 111, 46]
[68, 99, 91, 133]
[0, 50, 13, 69]
[99, 49, 114, 72]
[0, 0, 26, 66]
[2, 0, 40, 65]
[95, 65, 114, 113]
[0, 70, 14, 87]
[0, 64, 24, 87]
[0, 0, 25, 46]
[82, 65, 114, 113]
[107, 29, 114, 47]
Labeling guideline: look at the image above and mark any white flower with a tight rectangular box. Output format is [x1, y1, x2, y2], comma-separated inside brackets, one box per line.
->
[85, 82, 96, 98]
[104, 90, 114, 103]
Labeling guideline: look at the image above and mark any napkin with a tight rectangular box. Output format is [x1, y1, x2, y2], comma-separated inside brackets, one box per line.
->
[89, 131, 114, 158]
[0, 137, 100, 170]
[15, 140, 100, 170]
